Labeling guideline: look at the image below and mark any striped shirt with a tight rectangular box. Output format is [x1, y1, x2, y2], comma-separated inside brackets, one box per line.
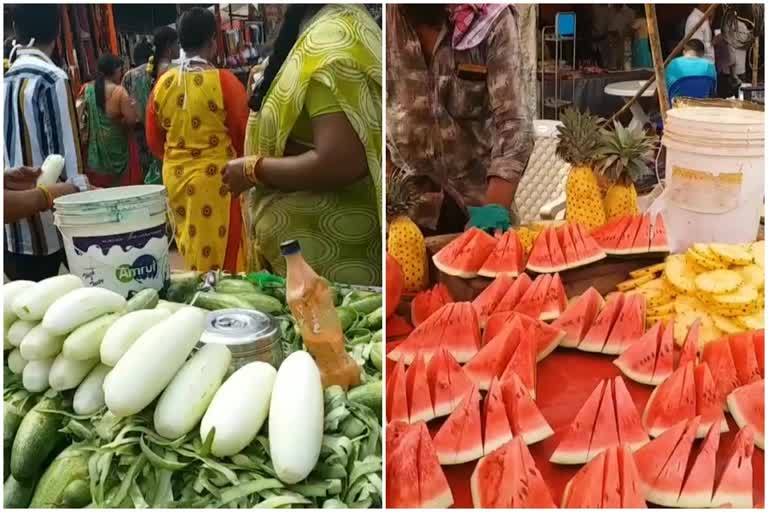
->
[4, 48, 83, 256]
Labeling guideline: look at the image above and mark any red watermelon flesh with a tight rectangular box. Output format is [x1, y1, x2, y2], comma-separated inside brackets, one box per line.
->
[432, 387, 483, 465]
[546, 228, 568, 272]
[679, 319, 702, 368]
[592, 215, 632, 252]
[678, 421, 721, 507]
[712, 426, 755, 508]
[649, 213, 669, 253]
[501, 371, 553, 445]
[654, 320, 676, 383]
[445, 349, 475, 412]
[483, 377, 514, 455]
[574, 223, 607, 264]
[729, 332, 761, 386]
[464, 317, 522, 390]
[478, 229, 525, 278]
[411, 283, 454, 327]
[554, 287, 604, 348]
[695, 362, 730, 438]
[386, 314, 413, 340]
[433, 228, 497, 278]
[601, 446, 623, 508]
[405, 352, 435, 423]
[492, 273, 532, 315]
[558, 224, 579, 269]
[561, 446, 606, 507]
[727, 379, 764, 449]
[472, 274, 514, 328]
[416, 422, 454, 508]
[526, 230, 556, 273]
[587, 378, 620, 462]
[516, 438, 557, 508]
[568, 223, 589, 261]
[388, 303, 451, 364]
[539, 272, 568, 321]
[550, 380, 606, 464]
[386, 253, 404, 318]
[634, 418, 689, 496]
[440, 302, 481, 363]
[615, 214, 645, 255]
[470, 440, 511, 507]
[426, 348, 457, 417]
[580, 292, 625, 353]
[646, 416, 700, 507]
[643, 362, 695, 438]
[702, 338, 741, 409]
[432, 229, 479, 276]
[514, 273, 551, 319]
[754, 329, 764, 377]
[632, 212, 653, 253]
[618, 444, 648, 508]
[614, 321, 663, 385]
[386, 423, 422, 507]
[603, 293, 647, 355]
[516, 312, 565, 361]
[387, 359, 409, 423]
[613, 376, 650, 452]
[500, 324, 537, 399]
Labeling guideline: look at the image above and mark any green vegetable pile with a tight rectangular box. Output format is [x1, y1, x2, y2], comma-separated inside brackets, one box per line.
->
[3, 274, 382, 508]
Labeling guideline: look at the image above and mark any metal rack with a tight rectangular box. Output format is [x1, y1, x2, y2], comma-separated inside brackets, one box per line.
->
[540, 12, 577, 119]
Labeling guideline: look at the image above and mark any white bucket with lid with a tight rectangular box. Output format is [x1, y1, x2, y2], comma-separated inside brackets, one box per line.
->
[660, 106, 764, 252]
[53, 185, 171, 296]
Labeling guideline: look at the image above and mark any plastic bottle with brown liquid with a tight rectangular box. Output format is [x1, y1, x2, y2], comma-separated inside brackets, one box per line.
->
[281, 240, 361, 390]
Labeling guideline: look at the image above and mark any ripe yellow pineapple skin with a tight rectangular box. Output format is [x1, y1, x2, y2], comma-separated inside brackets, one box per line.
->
[604, 182, 639, 221]
[387, 216, 428, 292]
[565, 166, 606, 230]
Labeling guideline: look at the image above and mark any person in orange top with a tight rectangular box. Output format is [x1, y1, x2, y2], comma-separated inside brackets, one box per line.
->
[146, 8, 249, 272]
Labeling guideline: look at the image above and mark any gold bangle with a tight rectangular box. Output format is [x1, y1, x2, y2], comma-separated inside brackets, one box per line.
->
[37, 185, 53, 210]
[243, 156, 264, 186]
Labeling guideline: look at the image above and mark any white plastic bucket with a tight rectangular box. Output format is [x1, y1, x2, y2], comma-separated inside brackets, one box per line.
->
[661, 106, 764, 252]
[53, 185, 171, 297]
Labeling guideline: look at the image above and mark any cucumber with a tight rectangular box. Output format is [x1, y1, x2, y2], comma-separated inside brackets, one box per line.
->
[48, 354, 98, 391]
[23, 358, 54, 392]
[11, 395, 63, 481]
[370, 342, 382, 371]
[4, 402, 26, 455]
[347, 381, 382, 422]
[19, 325, 65, 360]
[192, 291, 281, 313]
[164, 271, 200, 303]
[62, 313, 120, 361]
[42, 287, 126, 336]
[73, 364, 110, 416]
[4, 475, 36, 508]
[342, 290, 376, 306]
[125, 289, 160, 312]
[29, 445, 90, 508]
[8, 348, 28, 375]
[235, 293, 283, 314]
[346, 295, 382, 315]
[364, 307, 382, 330]
[7, 319, 37, 347]
[336, 307, 357, 332]
[215, 279, 259, 295]
[371, 330, 382, 345]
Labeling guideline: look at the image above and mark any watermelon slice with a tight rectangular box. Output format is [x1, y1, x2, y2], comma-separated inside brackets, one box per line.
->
[587, 378, 620, 462]
[601, 446, 623, 508]
[728, 332, 761, 386]
[702, 337, 741, 409]
[753, 329, 764, 378]
[546, 228, 568, 272]
[483, 377, 514, 455]
[415, 422, 454, 508]
[649, 213, 669, 253]
[411, 283, 453, 327]
[695, 362, 730, 438]
[516, 438, 557, 508]
[632, 213, 652, 253]
[432, 229, 479, 277]
[539, 272, 568, 321]
[387, 253, 404, 318]
[643, 362, 696, 438]
[432, 386, 483, 465]
[478, 229, 525, 278]
[614, 214, 645, 255]
[727, 379, 765, 449]
[471, 274, 514, 328]
[592, 215, 633, 252]
[387, 359, 409, 423]
[580, 292, 625, 353]
[613, 376, 650, 452]
[405, 351, 435, 423]
[678, 318, 702, 368]
[483, 310, 564, 362]
[492, 273, 532, 315]
[614, 321, 664, 385]
[554, 287, 604, 348]
[426, 347, 470, 417]
[440, 302, 481, 363]
[550, 380, 606, 464]
[386, 314, 413, 340]
[602, 293, 647, 354]
[618, 444, 648, 508]
[500, 324, 537, 399]
[560, 445, 606, 507]
[433, 228, 497, 278]
[501, 371, 553, 445]
[463, 317, 522, 390]
[634, 418, 689, 497]
[654, 320, 676, 382]
[558, 224, 579, 269]
[386, 422, 423, 507]
[678, 421, 721, 507]
[526, 230, 557, 273]
[711, 426, 755, 508]
[573, 223, 607, 265]
[645, 416, 700, 507]
[513, 273, 551, 319]
[388, 303, 452, 364]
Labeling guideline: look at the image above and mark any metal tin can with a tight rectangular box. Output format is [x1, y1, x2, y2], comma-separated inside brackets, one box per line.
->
[200, 309, 282, 370]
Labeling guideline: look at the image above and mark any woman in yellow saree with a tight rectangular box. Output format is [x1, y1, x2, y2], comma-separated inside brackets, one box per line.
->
[222, 4, 381, 286]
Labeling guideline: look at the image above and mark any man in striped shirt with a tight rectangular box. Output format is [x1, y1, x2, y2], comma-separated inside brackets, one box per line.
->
[4, 5, 83, 281]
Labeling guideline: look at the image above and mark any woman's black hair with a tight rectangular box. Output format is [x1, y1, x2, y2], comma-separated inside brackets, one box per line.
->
[95, 54, 123, 112]
[178, 7, 216, 52]
[12, 4, 60, 46]
[249, 4, 325, 111]
[150, 26, 178, 79]
[133, 39, 153, 66]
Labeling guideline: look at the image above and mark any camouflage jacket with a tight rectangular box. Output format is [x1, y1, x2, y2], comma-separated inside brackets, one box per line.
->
[386, 5, 533, 230]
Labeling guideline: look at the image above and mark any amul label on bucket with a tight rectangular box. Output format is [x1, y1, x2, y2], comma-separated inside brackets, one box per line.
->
[668, 165, 742, 214]
[66, 224, 171, 296]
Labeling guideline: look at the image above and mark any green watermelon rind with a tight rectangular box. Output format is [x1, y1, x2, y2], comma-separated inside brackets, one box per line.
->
[726, 379, 765, 449]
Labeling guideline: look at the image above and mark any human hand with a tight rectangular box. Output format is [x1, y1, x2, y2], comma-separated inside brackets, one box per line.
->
[4, 166, 41, 191]
[221, 158, 252, 198]
[48, 182, 78, 200]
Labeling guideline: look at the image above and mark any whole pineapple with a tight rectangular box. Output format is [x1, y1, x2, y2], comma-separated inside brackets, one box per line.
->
[387, 171, 428, 292]
[556, 108, 607, 230]
[597, 121, 658, 221]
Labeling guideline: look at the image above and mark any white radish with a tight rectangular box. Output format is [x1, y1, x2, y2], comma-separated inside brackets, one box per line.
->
[62, 313, 120, 361]
[12, 275, 83, 321]
[154, 344, 231, 439]
[200, 361, 277, 457]
[23, 358, 54, 392]
[268, 351, 324, 483]
[48, 353, 98, 391]
[73, 364, 111, 415]
[7, 319, 37, 347]
[4, 281, 35, 343]
[19, 325, 65, 360]
[100, 309, 170, 366]
[37, 154, 65, 186]
[8, 349, 28, 374]
[104, 307, 206, 417]
[42, 287, 126, 335]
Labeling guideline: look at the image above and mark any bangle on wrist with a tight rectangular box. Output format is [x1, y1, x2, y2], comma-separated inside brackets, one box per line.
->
[243, 156, 264, 186]
[37, 185, 54, 210]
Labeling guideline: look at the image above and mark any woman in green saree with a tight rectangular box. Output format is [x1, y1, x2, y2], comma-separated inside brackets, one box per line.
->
[222, 4, 382, 286]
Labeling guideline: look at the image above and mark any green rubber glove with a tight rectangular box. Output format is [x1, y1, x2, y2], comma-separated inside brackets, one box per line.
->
[467, 204, 511, 233]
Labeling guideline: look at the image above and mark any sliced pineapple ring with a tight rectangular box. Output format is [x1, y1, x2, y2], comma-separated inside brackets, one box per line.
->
[710, 313, 743, 334]
[709, 243, 754, 266]
[686, 248, 727, 270]
[647, 302, 675, 316]
[616, 274, 656, 292]
[749, 240, 764, 268]
[664, 254, 697, 293]
[737, 311, 765, 330]
[629, 262, 667, 279]
[737, 264, 764, 290]
[694, 269, 743, 294]
[712, 285, 759, 306]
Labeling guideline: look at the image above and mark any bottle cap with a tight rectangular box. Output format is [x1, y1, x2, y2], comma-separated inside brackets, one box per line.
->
[280, 239, 301, 256]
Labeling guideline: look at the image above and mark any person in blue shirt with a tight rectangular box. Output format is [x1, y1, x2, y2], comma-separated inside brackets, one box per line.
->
[665, 38, 717, 92]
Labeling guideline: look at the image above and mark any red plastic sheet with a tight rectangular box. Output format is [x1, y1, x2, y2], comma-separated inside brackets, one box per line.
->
[386, 342, 765, 508]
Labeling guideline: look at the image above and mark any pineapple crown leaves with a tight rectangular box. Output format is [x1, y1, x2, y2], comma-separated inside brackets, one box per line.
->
[595, 121, 659, 183]
[555, 108, 605, 166]
[386, 169, 419, 221]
